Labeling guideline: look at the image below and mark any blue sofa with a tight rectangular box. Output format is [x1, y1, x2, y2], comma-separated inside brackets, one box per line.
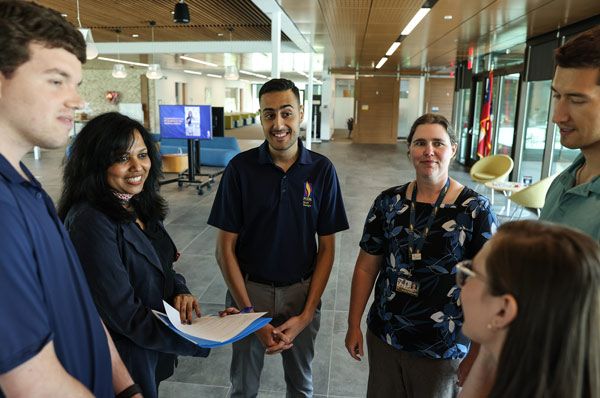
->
[155, 135, 241, 168]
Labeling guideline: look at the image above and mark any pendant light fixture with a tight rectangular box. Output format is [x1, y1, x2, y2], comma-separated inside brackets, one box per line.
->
[223, 28, 239, 81]
[76, 0, 98, 59]
[111, 30, 127, 78]
[146, 21, 163, 79]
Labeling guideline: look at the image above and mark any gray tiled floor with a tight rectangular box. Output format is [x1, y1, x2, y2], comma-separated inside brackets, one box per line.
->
[24, 135, 534, 398]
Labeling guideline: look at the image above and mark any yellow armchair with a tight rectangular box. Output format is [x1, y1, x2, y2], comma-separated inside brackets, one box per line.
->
[508, 174, 558, 219]
[470, 154, 514, 184]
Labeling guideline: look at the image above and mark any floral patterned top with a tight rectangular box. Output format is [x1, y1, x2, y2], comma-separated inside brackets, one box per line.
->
[360, 183, 498, 359]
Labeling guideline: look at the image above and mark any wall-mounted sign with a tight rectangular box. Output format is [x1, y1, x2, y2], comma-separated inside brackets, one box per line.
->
[361, 105, 369, 110]
[432, 106, 440, 113]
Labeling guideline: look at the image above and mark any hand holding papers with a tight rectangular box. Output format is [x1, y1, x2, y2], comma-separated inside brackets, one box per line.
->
[153, 301, 271, 348]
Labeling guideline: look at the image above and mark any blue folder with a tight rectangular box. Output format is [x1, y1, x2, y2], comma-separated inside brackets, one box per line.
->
[154, 311, 272, 348]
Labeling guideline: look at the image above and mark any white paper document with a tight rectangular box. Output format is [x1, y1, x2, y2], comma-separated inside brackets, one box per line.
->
[163, 300, 268, 343]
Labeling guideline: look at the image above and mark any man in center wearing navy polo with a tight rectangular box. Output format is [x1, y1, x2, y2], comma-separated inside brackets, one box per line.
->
[208, 78, 349, 398]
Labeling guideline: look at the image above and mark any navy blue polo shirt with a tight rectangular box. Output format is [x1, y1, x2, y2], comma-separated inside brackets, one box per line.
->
[0, 154, 112, 397]
[208, 139, 348, 285]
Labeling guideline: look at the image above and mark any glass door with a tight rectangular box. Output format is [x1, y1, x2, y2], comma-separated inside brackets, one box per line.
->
[469, 80, 484, 164]
[457, 88, 471, 164]
[519, 80, 552, 184]
[494, 73, 520, 156]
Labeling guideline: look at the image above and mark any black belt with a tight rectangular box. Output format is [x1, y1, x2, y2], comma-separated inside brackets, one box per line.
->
[242, 270, 313, 287]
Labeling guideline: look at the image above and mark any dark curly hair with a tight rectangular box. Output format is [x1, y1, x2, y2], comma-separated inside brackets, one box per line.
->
[0, 1, 86, 78]
[57, 112, 167, 223]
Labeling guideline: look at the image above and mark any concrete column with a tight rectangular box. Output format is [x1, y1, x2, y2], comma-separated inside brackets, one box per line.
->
[418, 76, 425, 116]
[320, 74, 333, 141]
[305, 52, 314, 149]
[271, 11, 281, 78]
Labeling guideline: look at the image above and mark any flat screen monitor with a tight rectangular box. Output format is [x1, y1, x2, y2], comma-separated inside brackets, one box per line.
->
[159, 105, 212, 140]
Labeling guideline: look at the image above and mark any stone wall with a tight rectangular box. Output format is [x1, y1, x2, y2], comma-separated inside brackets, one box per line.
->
[78, 67, 156, 130]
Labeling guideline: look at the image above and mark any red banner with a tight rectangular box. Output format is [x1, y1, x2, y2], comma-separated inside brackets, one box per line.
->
[477, 71, 493, 158]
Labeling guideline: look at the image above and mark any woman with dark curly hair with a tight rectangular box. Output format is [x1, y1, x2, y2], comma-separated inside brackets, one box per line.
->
[345, 114, 498, 397]
[57, 112, 209, 398]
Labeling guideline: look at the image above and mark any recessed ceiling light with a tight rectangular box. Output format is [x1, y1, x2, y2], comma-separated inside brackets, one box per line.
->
[171, 11, 175, 14]
[61, 13, 68, 17]
[132, 34, 139, 38]
[444, 15, 453, 20]
[239, 70, 268, 79]
[180, 55, 218, 67]
[184, 70, 203, 76]
[217, 33, 224, 36]
[98, 57, 149, 67]
[401, 8, 430, 35]
[375, 57, 388, 69]
[385, 42, 401, 56]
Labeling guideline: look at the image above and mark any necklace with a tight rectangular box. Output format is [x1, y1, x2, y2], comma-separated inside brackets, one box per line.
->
[112, 190, 134, 204]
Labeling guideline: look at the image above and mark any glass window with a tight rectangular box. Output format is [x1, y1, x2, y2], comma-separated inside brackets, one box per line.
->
[457, 88, 471, 164]
[225, 87, 239, 113]
[470, 81, 484, 161]
[493, 44, 526, 69]
[398, 77, 422, 138]
[495, 73, 520, 156]
[519, 80, 552, 184]
[335, 80, 354, 97]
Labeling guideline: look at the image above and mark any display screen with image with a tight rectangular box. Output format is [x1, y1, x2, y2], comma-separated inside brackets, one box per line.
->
[159, 105, 212, 140]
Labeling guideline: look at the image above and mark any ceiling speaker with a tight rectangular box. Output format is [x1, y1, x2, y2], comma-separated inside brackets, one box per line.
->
[174, 2, 190, 24]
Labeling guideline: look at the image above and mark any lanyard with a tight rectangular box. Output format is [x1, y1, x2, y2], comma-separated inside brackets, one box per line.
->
[408, 178, 450, 266]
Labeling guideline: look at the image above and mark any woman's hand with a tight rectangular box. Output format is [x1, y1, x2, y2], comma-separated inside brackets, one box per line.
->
[218, 307, 241, 317]
[173, 294, 200, 324]
[345, 325, 364, 361]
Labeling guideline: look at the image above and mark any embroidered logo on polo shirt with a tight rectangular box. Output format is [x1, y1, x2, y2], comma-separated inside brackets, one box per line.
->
[303, 182, 313, 207]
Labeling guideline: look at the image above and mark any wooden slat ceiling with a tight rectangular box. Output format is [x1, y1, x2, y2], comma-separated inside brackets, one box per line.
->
[39, 0, 291, 42]
[37, 0, 600, 75]
[281, 0, 600, 74]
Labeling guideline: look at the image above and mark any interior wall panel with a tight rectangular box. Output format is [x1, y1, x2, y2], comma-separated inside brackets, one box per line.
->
[354, 76, 400, 144]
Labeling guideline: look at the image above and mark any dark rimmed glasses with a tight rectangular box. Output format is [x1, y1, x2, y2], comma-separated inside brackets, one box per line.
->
[456, 260, 487, 287]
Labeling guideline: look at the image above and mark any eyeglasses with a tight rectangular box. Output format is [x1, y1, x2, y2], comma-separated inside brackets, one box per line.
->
[456, 260, 487, 287]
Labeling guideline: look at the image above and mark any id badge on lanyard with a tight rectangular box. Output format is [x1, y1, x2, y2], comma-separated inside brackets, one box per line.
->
[397, 179, 450, 297]
[396, 276, 420, 297]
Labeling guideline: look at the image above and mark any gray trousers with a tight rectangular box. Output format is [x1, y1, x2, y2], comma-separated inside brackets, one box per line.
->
[226, 277, 321, 398]
[366, 329, 461, 398]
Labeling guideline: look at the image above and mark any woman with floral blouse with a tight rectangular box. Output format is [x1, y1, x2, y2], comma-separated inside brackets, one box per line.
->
[345, 114, 498, 397]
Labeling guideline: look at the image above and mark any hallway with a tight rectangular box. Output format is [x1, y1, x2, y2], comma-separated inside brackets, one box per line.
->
[25, 138, 523, 398]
